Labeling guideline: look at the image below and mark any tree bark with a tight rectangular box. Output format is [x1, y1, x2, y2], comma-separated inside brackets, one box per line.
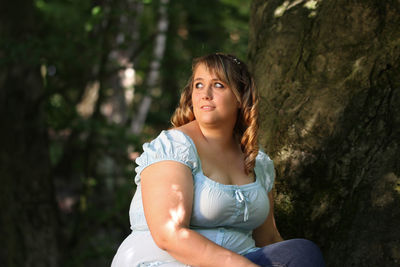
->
[249, 1, 400, 266]
[130, 0, 170, 134]
[0, 2, 59, 266]
[106, 0, 144, 125]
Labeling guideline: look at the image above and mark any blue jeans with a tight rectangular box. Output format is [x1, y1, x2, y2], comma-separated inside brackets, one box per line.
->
[244, 239, 325, 267]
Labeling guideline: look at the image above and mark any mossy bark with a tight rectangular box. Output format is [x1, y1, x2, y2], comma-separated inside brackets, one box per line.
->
[249, 1, 400, 266]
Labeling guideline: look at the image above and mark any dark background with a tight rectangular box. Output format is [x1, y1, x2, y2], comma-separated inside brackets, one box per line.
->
[1, 0, 399, 266]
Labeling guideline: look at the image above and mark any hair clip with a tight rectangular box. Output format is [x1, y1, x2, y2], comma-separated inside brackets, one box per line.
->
[232, 57, 241, 65]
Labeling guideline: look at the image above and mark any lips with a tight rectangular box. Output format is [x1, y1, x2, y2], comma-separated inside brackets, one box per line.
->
[200, 105, 215, 110]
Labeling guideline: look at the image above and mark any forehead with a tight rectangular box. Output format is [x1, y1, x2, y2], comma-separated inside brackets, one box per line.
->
[193, 63, 214, 77]
[193, 63, 226, 81]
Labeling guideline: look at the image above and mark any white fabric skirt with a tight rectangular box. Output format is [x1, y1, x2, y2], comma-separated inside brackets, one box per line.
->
[111, 231, 189, 267]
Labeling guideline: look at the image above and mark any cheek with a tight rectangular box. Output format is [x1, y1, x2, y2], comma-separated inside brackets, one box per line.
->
[191, 93, 197, 105]
[191, 93, 201, 110]
[221, 94, 239, 107]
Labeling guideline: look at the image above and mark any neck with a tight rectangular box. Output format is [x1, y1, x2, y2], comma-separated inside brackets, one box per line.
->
[193, 120, 238, 150]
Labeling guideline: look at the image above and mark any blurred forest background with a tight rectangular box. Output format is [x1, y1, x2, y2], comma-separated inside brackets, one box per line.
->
[1, 0, 399, 266]
[1, 0, 251, 266]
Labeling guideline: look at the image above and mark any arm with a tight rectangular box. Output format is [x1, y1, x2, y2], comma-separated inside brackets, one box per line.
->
[252, 190, 284, 247]
[141, 161, 259, 267]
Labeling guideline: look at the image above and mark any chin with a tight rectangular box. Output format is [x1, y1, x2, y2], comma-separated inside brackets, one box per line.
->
[198, 118, 218, 125]
[194, 116, 217, 125]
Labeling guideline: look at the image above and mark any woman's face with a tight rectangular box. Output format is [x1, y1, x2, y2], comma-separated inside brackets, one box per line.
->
[191, 63, 239, 128]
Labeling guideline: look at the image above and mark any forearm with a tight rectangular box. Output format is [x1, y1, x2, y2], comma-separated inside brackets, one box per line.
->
[156, 227, 259, 267]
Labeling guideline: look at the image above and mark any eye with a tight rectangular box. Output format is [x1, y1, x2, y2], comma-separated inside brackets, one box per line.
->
[194, 82, 203, 89]
[214, 82, 224, 88]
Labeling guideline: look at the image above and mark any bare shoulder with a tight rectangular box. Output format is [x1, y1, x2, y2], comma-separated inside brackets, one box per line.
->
[174, 121, 201, 143]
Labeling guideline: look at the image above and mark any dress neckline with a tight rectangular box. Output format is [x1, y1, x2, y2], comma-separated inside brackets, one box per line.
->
[167, 129, 259, 189]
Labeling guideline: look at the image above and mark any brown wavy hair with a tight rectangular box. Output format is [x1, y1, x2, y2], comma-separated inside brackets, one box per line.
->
[171, 53, 259, 175]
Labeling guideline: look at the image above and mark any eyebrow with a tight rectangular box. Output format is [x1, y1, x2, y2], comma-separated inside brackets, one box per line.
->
[193, 77, 220, 82]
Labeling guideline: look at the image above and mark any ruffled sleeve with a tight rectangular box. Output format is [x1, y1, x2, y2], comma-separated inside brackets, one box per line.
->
[134, 130, 199, 185]
[254, 150, 275, 192]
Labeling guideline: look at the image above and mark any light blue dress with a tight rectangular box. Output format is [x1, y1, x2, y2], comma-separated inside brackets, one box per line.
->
[111, 129, 275, 267]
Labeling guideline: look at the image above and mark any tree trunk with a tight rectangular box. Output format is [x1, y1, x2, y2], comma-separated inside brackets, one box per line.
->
[131, 0, 170, 134]
[106, 0, 144, 125]
[249, 1, 400, 266]
[0, 2, 59, 266]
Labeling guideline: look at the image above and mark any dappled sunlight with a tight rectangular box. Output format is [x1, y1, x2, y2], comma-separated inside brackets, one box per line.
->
[101, 102, 113, 118]
[277, 144, 294, 162]
[77, 81, 100, 118]
[101, 49, 137, 124]
[230, 32, 241, 43]
[352, 57, 364, 72]
[300, 110, 319, 137]
[371, 172, 400, 208]
[165, 205, 186, 232]
[344, 56, 368, 81]
[274, 1, 290, 17]
[311, 195, 329, 220]
[120, 66, 136, 105]
[89, 57, 137, 123]
[164, 184, 190, 240]
[276, 143, 317, 172]
[57, 195, 78, 213]
[122, 67, 136, 105]
[304, 0, 319, 17]
[275, 192, 294, 214]
[304, 0, 318, 10]
[274, 0, 321, 18]
[274, 0, 304, 18]
[178, 27, 188, 39]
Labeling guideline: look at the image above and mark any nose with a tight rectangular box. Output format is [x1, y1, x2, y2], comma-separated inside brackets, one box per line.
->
[202, 86, 213, 100]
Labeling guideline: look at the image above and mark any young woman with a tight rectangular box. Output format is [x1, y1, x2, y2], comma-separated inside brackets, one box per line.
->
[111, 53, 325, 267]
